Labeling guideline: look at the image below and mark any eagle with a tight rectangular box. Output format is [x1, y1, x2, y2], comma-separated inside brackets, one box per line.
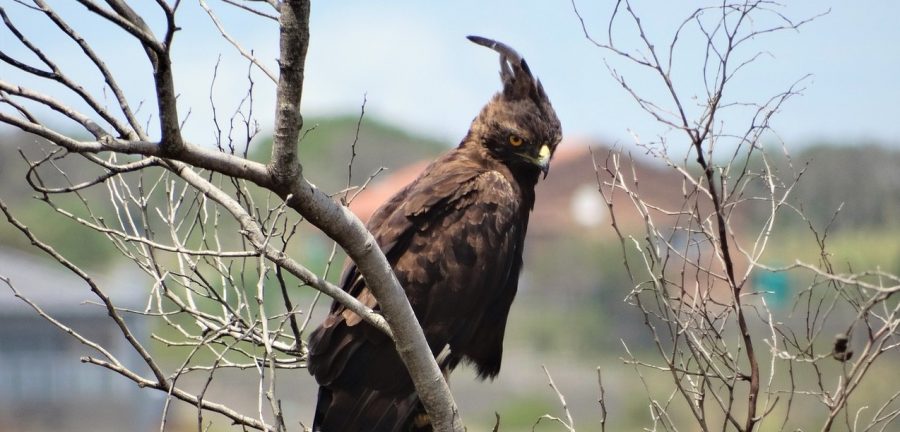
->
[307, 36, 562, 431]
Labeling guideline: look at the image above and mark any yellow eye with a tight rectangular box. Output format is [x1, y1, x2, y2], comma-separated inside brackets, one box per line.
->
[508, 134, 523, 146]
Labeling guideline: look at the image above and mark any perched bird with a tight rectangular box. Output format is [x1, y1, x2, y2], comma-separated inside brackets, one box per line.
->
[307, 35, 562, 431]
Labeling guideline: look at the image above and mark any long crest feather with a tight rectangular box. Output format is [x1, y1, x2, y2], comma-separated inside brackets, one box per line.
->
[467, 35, 556, 122]
[467, 35, 538, 101]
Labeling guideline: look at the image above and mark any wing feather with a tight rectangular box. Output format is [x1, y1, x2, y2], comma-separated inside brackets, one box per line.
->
[308, 152, 528, 430]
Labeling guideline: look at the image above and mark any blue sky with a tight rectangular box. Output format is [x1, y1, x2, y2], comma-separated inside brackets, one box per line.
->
[2, 1, 899, 149]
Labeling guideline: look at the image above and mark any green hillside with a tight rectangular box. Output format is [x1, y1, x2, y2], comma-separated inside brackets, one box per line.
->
[249, 115, 448, 193]
[0, 115, 448, 270]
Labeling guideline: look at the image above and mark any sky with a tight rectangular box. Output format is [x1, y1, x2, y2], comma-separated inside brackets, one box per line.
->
[2, 1, 899, 150]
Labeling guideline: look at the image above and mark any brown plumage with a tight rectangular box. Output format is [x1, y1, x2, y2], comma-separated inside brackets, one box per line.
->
[307, 36, 562, 431]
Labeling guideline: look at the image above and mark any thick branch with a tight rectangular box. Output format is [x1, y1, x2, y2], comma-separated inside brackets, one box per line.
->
[269, 0, 309, 182]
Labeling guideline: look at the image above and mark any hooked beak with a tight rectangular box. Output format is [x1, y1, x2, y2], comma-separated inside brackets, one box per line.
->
[536, 144, 551, 179]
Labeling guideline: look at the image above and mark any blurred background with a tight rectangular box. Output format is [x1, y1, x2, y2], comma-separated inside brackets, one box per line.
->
[1, 1, 899, 431]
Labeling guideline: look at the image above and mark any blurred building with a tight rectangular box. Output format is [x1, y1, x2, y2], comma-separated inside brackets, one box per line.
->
[0, 247, 161, 432]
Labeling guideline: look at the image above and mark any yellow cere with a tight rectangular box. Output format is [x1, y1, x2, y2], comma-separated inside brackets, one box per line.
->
[538, 144, 551, 162]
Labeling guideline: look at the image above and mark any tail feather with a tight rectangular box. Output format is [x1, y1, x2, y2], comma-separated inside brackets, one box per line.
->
[313, 385, 425, 432]
[310, 317, 428, 431]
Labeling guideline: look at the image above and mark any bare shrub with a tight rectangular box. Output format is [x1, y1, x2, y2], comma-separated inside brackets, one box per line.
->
[571, 1, 900, 430]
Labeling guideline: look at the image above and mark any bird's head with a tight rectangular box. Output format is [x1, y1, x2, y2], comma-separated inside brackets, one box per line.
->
[464, 36, 562, 179]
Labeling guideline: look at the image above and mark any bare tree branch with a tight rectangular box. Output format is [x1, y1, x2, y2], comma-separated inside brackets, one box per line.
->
[0, 1, 462, 429]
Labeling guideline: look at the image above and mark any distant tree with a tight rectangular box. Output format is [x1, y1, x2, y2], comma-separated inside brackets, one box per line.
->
[792, 144, 900, 230]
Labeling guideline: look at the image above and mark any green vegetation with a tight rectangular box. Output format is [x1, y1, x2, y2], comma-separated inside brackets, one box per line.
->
[250, 115, 447, 193]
